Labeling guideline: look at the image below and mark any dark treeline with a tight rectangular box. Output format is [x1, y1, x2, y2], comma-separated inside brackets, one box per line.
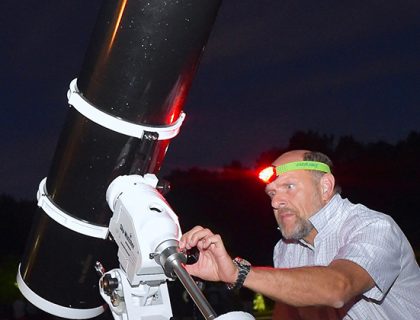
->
[1, 131, 419, 318]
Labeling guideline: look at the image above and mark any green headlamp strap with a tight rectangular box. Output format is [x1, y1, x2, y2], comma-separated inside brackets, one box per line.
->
[275, 161, 331, 175]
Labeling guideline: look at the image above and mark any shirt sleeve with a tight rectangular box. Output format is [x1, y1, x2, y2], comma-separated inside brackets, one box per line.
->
[334, 214, 402, 301]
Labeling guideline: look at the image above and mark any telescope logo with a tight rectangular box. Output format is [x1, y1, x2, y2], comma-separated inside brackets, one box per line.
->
[120, 223, 135, 249]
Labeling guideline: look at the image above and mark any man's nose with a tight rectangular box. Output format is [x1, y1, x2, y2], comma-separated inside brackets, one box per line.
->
[271, 194, 286, 209]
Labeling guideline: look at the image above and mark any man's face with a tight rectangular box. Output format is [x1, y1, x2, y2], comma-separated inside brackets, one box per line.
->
[265, 168, 324, 241]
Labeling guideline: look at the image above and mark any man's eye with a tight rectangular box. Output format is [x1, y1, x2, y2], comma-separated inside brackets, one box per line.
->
[287, 184, 295, 190]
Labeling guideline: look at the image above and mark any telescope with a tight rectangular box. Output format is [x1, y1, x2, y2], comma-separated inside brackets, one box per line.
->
[17, 1, 254, 319]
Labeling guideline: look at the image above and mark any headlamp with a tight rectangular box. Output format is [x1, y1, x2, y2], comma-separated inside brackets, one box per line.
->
[258, 166, 276, 183]
[258, 161, 331, 183]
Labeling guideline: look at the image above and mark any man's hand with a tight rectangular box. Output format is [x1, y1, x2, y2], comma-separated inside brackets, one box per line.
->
[179, 226, 238, 284]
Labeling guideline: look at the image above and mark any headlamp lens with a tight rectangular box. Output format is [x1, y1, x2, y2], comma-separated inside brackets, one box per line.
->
[258, 166, 276, 183]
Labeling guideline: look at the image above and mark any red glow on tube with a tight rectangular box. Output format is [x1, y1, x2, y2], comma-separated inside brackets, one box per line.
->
[169, 112, 175, 123]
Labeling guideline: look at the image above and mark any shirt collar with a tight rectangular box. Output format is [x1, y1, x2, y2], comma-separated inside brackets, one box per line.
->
[309, 193, 343, 235]
[296, 194, 342, 249]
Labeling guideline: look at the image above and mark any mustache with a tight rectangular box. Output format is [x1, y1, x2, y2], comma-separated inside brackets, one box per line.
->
[275, 207, 297, 215]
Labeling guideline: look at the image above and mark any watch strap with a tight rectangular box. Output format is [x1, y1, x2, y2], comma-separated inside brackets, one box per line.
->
[226, 257, 251, 290]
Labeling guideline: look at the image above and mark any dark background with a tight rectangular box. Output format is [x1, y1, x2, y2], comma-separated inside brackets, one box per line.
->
[1, 0, 419, 199]
[1, 0, 419, 319]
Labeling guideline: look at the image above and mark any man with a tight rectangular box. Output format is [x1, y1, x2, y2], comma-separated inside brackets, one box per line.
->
[179, 150, 420, 319]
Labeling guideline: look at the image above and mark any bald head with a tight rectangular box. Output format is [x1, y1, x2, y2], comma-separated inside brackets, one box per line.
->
[272, 150, 309, 167]
[270, 149, 339, 197]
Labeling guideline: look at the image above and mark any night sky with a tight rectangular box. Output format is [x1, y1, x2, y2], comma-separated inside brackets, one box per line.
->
[1, 0, 419, 200]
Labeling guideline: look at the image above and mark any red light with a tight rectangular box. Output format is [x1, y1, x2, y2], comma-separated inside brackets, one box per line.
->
[169, 112, 175, 123]
[258, 166, 276, 183]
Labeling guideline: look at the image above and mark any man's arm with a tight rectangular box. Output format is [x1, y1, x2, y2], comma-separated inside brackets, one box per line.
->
[244, 259, 374, 308]
[179, 226, 375, 308]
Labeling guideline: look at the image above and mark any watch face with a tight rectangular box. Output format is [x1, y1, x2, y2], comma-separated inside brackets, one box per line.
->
[235, 257, 251, 266]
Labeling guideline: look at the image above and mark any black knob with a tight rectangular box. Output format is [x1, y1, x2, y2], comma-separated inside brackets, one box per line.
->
[102, 274, 119, 295]
[186, 247, 200, 264]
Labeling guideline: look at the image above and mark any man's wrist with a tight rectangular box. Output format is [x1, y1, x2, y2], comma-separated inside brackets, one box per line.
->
[226, 257, 251, 290]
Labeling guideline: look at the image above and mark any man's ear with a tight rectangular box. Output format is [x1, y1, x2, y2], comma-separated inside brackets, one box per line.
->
[320, 173, 335, 200]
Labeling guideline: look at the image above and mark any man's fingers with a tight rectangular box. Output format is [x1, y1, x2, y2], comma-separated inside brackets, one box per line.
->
[179, 225, 203, 249]
[179, 226, 223, 251]
[189, 228, 214, 249]
[180, 226, 211, 249]
[198, 234, 223, 250]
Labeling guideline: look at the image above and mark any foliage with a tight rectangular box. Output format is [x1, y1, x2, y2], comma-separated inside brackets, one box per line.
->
[0, 256, 21, 304]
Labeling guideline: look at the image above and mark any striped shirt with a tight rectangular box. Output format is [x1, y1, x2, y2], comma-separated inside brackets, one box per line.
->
[273, 194, 420, 319]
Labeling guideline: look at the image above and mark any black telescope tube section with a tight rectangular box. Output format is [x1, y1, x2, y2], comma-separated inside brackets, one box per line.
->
[77, 0, 221, 125]
[19, 0, 222, 317]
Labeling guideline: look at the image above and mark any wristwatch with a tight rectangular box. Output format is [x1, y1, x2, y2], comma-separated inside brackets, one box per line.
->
[226, 257, 251, 290]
